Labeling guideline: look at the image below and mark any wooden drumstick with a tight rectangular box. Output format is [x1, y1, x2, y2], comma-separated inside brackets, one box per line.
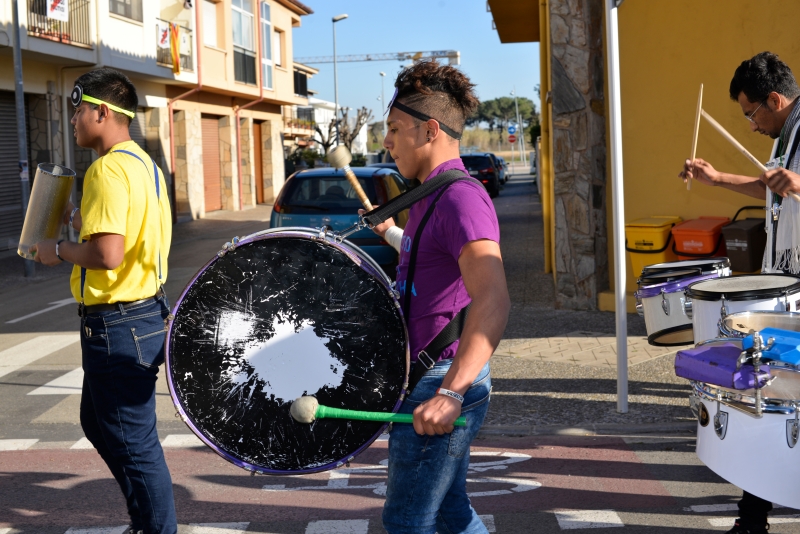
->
[701, 109, 800, 202]
[290, 396, 467, 426]
[688, 83, 703, 191]
[328, 145, 374, 211]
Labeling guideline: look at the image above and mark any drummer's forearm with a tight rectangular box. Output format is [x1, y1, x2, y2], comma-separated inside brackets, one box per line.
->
[716, 173, 767, 199]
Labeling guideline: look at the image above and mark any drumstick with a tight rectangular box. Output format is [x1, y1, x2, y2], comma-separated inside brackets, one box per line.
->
[688, 83, 703, 191]
[290, 396, 467, 426]
[701, 109, 800, 202]
[328, 145, 374, 211]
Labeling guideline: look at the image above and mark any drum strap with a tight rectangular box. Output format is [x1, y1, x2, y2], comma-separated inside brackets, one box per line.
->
[402, 176, 475, 395]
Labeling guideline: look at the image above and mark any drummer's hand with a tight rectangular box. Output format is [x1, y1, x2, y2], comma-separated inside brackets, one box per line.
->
[679, 158, 720, 187]
[358, 208, 395, 238]
[412, 394, 462, 436]
[29, 239, 62, 266]
[760, 168, 800, 198]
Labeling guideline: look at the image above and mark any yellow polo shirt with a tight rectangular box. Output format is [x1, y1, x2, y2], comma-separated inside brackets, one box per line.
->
[70, 140, 172, 305]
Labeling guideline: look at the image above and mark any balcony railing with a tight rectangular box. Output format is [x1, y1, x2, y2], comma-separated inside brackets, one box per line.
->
[155, 20, 194, 72]
[27, 0, 92, 48]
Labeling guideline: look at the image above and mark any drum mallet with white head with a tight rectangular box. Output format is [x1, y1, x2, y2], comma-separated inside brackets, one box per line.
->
[290, 396, 467, 426]
[328, 146, 374, 211]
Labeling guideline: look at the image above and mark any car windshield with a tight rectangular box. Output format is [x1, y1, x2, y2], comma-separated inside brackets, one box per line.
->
[280, 175, 377, 214]
[461, 156, 493, 170]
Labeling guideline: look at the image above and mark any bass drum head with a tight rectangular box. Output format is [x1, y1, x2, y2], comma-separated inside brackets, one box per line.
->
[720, 311, 800, 338]
[685, 274, 800, 301]
[167, 230, 409, 474]
[647, 324, 695, 347]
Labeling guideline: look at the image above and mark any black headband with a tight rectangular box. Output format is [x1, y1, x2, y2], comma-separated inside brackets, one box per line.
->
[391, 101, 462, 141]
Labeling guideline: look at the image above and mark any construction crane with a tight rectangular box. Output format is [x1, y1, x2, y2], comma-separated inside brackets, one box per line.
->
[295, 50, 461, 66]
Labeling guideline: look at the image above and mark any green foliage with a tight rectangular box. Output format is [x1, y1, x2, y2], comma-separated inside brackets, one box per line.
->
[350, 154, 368, 167]
[467, 96, 538, 131]
[289, 149, 326, 168]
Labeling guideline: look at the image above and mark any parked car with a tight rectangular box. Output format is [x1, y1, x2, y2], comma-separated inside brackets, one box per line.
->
[460, 153, 501, 198]
[488, 153, 507, 185]
[270, 167, 409, 272]
[497, 156, 509, 184]
[365, 162, 414, 187]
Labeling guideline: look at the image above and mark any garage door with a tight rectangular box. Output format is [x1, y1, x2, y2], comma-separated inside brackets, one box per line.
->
[201, 116, 221, 212]
[0, 91, 24, 250]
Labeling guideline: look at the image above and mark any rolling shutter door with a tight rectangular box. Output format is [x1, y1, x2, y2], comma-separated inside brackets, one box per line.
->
[129, 107, 147, 151]
[202, 116, 222, 212]
[0, 91, 24, 251]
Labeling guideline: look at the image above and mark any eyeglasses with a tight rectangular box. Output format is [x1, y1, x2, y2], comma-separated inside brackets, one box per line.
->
[746, 101, 765, 123]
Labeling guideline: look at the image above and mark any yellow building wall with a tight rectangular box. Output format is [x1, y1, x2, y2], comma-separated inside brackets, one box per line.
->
[607, 0, 800, 294]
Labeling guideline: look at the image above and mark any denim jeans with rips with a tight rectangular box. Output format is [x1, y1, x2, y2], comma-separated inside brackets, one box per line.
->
[79, 294, 177, 534]
[382, 358, 491, 534]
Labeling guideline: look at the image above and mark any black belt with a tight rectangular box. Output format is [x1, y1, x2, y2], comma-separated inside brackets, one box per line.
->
[78, 287, 165, 317]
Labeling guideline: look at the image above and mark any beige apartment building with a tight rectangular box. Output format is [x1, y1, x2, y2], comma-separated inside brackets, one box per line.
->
[0, 0, 314, 249]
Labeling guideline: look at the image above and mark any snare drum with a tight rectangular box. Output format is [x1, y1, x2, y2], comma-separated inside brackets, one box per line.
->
[636, 269, 720, 346]
[684, 274, 800, 343]
[640, 257, 731, 279]
[166, 228, 409, 474]
[719, 311, 800, 338]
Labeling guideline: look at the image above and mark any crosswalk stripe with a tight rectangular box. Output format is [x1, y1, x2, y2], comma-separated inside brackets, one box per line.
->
[686, 503, 785, 513]
[1, 527, 13, 534]
[161, 434, 205, 448]
[709, 514, 800, 527]
[479, 514, 496, 532]
[63, 526, 128, 534]
[0, 439, 38, 451]
[305, 520, 369, 534]
[186, 523, 249, 533]
[28, 367, 84, 395]
[0, 334, 79, 379]
[554, 510, 625, 530]
[71, 437, 94, 449]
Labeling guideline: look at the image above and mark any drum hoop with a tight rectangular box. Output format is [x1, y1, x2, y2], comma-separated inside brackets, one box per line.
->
[684, 274, 800, 301]
[636, 272, 720, 299]
[719, 311, 800, 338]
[646, 324, 694, 347]
[165, 226, 410, 475]
[642, 257, 731, 275]
[692, 381, 799, 416]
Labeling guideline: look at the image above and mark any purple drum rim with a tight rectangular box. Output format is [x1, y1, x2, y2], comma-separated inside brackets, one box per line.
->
[635, 272, 721, 299]
[164, 227, 411, 475]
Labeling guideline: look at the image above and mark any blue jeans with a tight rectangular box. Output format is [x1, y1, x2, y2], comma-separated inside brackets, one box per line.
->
[383, 359, 491, 534]
[79, 295, 177, 534]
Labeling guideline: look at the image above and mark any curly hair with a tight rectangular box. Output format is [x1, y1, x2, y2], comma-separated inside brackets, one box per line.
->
[730, 51, 800, 103]
[393, 59, 479, 138]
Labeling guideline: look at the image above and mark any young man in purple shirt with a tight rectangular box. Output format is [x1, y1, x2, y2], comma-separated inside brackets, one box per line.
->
[369, 60, 510, 534]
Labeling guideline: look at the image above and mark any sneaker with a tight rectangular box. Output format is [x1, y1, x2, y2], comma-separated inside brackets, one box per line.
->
[124, 528, 143, 534]
[726, 519, 769, 534]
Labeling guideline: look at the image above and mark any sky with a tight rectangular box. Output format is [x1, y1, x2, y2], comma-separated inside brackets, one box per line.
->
[291, 0, 540, 120]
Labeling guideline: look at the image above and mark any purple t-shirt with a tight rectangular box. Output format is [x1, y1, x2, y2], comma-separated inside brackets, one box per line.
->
[396, 158, 500, 362]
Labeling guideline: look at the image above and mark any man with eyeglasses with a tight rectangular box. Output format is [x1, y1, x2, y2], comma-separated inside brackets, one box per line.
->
[680, 51, 800, 534]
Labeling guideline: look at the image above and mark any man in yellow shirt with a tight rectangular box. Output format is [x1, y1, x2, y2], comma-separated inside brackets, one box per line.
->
[32, 68, 175, 534]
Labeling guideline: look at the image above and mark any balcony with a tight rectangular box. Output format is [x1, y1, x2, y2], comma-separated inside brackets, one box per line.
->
[27, 0, 92, 48]
[155, 20, 194, 72]
[283, 107, 315, 139]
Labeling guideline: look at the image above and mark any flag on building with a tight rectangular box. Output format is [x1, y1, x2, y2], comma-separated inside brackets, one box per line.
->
[170, 23, 181, 75]
[157, 21, 170, 49]
[47, 0, 68, 22]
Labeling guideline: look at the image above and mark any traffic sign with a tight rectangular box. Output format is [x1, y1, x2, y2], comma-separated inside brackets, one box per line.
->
[507, 125, 517, 134]
[508, 134, 517, 143]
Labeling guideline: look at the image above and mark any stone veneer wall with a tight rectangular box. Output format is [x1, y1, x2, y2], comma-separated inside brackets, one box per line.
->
[219, 115, 239, 211]
[262, 119, 284, 202]
[549, 0, 608, 310]
[27, 84, 64, 171]
[239, 117, 255, 208]
[174, 110, 204, 219]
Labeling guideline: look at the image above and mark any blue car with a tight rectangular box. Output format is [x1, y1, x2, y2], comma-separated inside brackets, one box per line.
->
[270, 167, 409, 271]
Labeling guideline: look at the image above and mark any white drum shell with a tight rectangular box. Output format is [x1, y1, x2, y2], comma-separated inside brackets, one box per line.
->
[641, 291, 690, 339]
[696, 399, 800, 509]
[692, 297, 794, 343]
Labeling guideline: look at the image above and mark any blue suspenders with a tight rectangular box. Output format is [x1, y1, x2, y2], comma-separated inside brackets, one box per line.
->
[80, 149, 163, 301]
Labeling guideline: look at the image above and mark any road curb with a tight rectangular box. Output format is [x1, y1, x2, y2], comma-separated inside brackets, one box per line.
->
[478, 421, 697, 438]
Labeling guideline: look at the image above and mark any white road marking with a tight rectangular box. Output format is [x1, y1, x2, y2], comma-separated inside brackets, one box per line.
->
[0, 528, 12, 534]
[186, 523, 249, 534]
[305, 520, 369, 534]
[685, 503, 784, 513]
[479, 514, 496, 532]
[555, 510, 625, 530]
[465, 476, 542, 497]
[63, 526, 128, 534]
[0, 439, 38, 451]
[161, 434, 205, 448]
[709, 514, 800, 527]
[71, 437, 94, 449]
[7, 298, 76, 324]
[28, 367, 83, 395]
[0, 334, 79, 379]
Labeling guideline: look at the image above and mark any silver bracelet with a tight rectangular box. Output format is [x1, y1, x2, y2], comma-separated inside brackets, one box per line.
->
[69, 207, 80, 229]
[436, 387, 464, 404]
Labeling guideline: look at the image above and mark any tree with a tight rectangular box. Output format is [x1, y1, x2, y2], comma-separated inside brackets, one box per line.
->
[314, 119, 338, 155]
[338, 107, 374, 153]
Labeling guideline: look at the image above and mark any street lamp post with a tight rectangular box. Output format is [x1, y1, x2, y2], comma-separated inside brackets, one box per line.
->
[380, 71, 386, 136]
[511, 87, 527, 169]
[332, 13, 348, 147]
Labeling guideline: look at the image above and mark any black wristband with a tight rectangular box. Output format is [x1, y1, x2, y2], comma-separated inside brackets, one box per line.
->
[56, 239, 65, 261]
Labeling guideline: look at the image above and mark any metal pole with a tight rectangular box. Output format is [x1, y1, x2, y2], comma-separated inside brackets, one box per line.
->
[332, 22, 339, 145]
[12, 0, 34, 277]
[605, 0, 628, 413]
[380, 71, 386, 136]
[512, 87, 528, 169]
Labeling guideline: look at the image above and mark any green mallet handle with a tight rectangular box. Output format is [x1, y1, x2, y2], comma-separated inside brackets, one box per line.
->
[316, 405, 467, 426]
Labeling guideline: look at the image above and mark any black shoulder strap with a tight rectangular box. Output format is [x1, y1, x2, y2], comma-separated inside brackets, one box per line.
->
[363, 169, 481, 227]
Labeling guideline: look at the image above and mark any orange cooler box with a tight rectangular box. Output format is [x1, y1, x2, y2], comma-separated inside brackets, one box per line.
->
[671, 216, 730, 260]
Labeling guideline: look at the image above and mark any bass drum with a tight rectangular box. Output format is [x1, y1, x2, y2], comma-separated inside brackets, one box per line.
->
[166, 228, 409, 475]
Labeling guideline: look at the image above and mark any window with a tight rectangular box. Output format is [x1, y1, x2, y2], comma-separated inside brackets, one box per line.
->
[274, 29, 283, 67]
[294, 70, 308, 97]
[260, 2, 273, 89]
[232, 0, 256, 84]
[109, 0, 142, 22]
[203, 0, 218, 48]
